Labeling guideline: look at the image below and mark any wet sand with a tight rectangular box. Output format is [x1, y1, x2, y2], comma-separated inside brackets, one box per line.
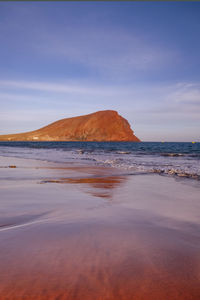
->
[0, 156, 200, 300]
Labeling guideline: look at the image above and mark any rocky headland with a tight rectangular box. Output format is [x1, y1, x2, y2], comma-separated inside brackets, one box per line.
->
[0, 110, 140, 142]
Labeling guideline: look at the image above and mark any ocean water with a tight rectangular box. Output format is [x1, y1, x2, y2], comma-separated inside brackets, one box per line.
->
[0, 141, 200, 180]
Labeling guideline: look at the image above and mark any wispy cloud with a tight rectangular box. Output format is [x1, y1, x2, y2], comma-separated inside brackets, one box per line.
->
[1, 79, 200, 112]
[0, 2, 199, 141]
[166, 82, 200, 107]
[0, 4, 177, 78]
[36, 26, 176, 76]
[0, 79, 128, 96]
[0, 78, 199, 141]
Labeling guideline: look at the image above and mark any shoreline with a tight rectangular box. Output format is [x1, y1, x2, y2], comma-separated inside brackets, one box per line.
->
[0, 155, 200, 299]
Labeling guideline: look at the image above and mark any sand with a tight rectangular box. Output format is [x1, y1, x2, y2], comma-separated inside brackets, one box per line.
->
[0, 155, 200, 300]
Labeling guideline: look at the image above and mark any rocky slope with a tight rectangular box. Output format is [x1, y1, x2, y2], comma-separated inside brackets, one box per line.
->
[0, 110, 140, 142]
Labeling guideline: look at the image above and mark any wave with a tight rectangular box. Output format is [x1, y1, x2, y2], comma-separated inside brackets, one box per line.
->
[93, 157, 200, 181]
[151, 168, 200, 180]
[116, 151, 131, 154]
[1, 142, 200, 181]
[0, 212, 50, 232]
[161, 153, 185, 157]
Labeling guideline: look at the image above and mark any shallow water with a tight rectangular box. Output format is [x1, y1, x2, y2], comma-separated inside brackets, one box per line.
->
[0, 141, 200, 179]
[0, 156, 200, 299]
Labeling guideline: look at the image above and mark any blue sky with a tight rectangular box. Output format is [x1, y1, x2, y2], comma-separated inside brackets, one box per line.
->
[0, 2, 200, 141]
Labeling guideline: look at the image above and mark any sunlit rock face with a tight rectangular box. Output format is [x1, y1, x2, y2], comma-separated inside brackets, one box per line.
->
[0, 110, 140, 142]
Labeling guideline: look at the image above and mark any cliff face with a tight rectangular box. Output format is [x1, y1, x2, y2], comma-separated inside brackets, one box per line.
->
[0, 110, 140, 142]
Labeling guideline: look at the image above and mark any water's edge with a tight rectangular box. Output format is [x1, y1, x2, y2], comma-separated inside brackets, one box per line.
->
[0, 142, 200, 181]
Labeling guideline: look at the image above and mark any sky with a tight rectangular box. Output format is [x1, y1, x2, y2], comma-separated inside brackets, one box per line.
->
[0, 2, 200, 142]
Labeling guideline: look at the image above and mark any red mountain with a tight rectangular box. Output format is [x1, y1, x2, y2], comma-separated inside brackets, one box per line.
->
[0, 110, 140, 142]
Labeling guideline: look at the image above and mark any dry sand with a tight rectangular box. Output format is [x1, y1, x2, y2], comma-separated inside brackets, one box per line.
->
[0, 155, 200, 300]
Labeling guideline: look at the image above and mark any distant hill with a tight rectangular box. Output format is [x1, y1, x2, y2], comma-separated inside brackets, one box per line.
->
[0, 110, 140, 142]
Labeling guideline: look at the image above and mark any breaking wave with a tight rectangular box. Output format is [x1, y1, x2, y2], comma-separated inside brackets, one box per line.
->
[0, 141, 200, 180]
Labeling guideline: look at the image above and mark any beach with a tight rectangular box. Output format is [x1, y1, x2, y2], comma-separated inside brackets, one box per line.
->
[1, 0, 200, 298]
[0, 154, 200, 300]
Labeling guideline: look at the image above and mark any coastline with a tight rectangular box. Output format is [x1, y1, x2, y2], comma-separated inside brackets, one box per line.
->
[0, 155, 200, 299]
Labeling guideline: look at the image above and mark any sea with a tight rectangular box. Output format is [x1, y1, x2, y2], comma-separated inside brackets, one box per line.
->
[0, 141, 200, 180]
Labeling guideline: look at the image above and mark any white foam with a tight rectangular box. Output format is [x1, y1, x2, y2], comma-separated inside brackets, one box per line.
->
[0, 146, 200, 180]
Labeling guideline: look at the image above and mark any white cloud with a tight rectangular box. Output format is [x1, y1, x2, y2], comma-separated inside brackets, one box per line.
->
[0, 78, 200, 141]
[0, 4, 179, 80]
[0, 79, 129, 97]
[34, 25, 177, 76]
[167, 82, 200, 106]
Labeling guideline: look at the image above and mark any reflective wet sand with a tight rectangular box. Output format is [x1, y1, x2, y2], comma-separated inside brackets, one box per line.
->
[0, 156, 200, 299]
